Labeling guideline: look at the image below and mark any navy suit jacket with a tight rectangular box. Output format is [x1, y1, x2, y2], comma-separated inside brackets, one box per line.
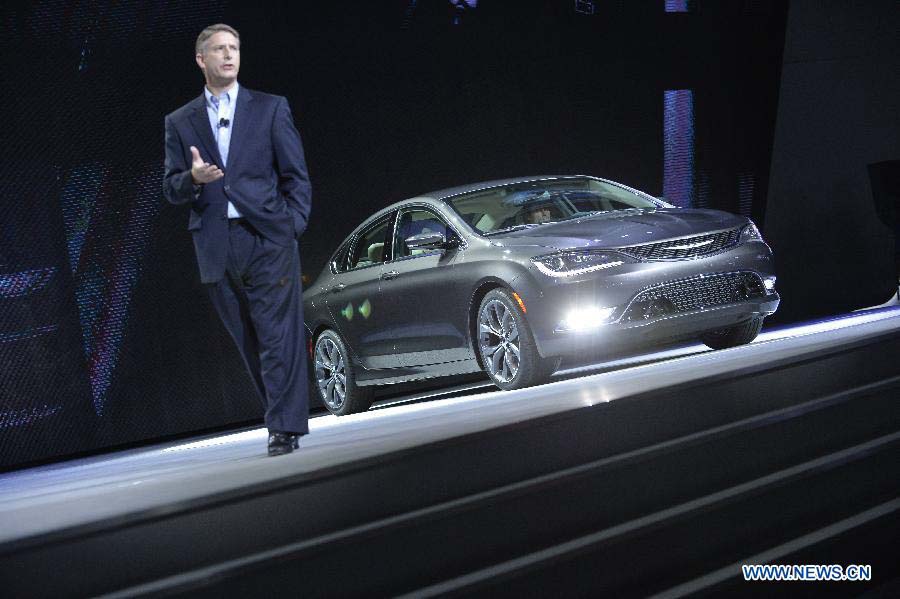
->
[163, 87, 311, 283]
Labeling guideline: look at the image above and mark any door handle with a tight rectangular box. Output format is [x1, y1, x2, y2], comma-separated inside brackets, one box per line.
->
[330, 283, 346, 293]
[381, 270, 400, 280]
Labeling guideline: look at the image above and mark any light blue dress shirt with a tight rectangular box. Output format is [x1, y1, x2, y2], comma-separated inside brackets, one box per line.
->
[204, 82, 241, 219]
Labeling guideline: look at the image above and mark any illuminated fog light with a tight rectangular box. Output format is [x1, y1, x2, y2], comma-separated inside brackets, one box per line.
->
[764, 277, 776, 291]
[559, 307, 615, 332]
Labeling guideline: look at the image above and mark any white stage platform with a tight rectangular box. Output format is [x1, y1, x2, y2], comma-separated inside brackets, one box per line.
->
[1, 307, 899, 547]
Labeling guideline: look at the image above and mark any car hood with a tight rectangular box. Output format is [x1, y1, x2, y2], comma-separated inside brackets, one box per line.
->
[486, 208, 748, 251]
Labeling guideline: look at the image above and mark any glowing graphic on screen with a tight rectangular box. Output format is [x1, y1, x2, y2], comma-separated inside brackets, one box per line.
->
[0, 268, 56, 298]
[739, 172, 755, 217]
[663, 89, 695, 208]
[60, 165, 162, 415]
[665, 0, 693, 13]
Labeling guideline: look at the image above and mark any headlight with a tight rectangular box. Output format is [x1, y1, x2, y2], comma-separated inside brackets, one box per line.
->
[740, 222, 764, 243]
[532, 251, 627, 277]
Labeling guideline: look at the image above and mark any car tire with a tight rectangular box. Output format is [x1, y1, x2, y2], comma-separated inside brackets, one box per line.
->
[313, 329, 374, 415]
[700, 316, 764, 350]
[477, 289, 561, 390]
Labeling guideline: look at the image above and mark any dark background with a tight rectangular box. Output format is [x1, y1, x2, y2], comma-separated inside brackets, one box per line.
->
[0, 0, 896, 469]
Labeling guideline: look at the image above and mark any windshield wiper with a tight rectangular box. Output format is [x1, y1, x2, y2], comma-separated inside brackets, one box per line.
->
[485, 223, 554, 236]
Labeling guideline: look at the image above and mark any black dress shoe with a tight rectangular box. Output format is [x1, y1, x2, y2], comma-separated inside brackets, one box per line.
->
[267, 432, 300, 456]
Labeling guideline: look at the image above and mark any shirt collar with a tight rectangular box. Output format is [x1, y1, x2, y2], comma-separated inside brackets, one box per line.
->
[204, 81, 239, 107]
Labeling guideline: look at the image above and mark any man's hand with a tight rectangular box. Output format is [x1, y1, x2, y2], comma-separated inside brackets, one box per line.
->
[190, 146, 224, 184]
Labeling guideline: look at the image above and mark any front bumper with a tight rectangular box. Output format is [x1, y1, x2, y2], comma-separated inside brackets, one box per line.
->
[535, 293, 779, 358]
[512, 241, 780, 358]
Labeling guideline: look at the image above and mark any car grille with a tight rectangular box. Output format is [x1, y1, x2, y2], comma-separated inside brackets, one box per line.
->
[622, 271, 766, 322]
[618, 228, 741, 261]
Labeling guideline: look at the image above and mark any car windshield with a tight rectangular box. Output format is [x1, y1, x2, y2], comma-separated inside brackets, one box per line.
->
[445, 178, 661, 235]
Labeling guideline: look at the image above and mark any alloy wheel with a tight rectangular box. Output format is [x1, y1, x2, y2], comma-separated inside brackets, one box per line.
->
[314, 336, 347, 411]
[478, 299, 520, 383]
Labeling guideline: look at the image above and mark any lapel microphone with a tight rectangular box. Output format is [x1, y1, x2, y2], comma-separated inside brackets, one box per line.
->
[218, 118, 230, 128]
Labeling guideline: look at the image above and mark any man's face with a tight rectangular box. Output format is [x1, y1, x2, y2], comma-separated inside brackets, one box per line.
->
[196, 31, 240, 86]
[526, 206, 553, 224]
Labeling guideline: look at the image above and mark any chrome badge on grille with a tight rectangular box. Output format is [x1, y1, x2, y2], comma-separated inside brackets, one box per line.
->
[666, 239, 715, 251]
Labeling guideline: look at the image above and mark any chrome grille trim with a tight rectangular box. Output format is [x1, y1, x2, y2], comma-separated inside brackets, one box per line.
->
[617, 228, 741, 261]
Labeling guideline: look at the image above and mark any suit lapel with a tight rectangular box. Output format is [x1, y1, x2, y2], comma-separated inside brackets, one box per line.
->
[226, 86, 254, 169]
[187, 94, 223, 167]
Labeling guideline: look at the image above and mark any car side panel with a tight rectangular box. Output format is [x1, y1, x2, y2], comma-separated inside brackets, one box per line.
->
[325, 264, 398, 370]
[380, 248, 473, 366]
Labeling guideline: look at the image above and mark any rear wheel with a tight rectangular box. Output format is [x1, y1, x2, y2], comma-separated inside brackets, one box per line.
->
[701, 316, 764, 350]
[477, 289, 560, 390]
[313, 330, 374, 415]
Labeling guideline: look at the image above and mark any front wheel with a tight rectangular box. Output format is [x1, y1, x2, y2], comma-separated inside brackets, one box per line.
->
[700, 316, 764, 350]
[313, 330, 374, 415]
[477, 289, 560, 390]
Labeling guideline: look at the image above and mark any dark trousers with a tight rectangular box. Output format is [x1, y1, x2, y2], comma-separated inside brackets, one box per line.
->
[206, 219, 309, 435]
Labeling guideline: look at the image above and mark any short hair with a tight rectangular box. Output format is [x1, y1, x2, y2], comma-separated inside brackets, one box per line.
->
[195, 24, 240, 55]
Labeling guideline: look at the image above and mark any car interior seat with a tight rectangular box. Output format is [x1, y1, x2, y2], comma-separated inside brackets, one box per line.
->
[367, 242, 384, 263]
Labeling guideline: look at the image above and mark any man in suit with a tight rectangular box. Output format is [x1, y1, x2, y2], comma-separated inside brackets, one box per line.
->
[163, 23, 311, 456]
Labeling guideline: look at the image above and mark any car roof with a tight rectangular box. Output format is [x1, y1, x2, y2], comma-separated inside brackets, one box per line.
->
[421, 175, 591, 201]
[369, 175, 596, 216]
[351, 174, 633, 236]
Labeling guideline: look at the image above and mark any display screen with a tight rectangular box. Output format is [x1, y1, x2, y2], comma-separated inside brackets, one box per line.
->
[0, 1, 788, 468]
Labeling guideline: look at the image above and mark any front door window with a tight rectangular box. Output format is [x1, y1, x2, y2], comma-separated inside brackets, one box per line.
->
[394, 209, 450, 259]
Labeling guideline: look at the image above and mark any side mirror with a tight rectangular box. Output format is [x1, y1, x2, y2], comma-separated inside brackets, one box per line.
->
[405, 232, 447, 250]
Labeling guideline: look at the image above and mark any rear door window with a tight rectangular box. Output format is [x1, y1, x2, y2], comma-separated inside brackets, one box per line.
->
[348, 216, 392, 270]
[331, 240, 351, 273]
